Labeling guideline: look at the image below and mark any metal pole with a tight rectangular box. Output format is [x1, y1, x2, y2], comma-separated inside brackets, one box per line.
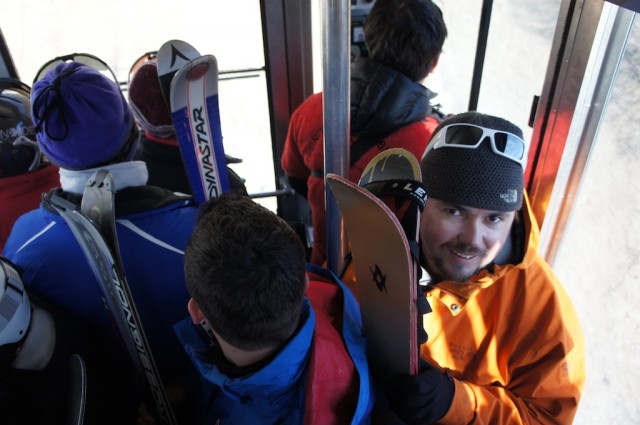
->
[468, 0, 493, 111]
[322, 0, 350, 273]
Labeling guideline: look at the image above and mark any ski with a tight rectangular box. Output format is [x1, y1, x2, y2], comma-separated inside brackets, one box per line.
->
[44, 170, 178, 425]
[170, 54, 230, 204]
[66, 353, 87, 425]
[157, 39, 201, 109]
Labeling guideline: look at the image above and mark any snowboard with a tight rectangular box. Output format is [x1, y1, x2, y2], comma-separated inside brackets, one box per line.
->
[327, 181, 419, 379]
[327, 148, 429, 377]
[157, 39, 201, 109]
[358, 148, 431, 345]
[45, 170, 178, 425]
[170, 54, 230, 204]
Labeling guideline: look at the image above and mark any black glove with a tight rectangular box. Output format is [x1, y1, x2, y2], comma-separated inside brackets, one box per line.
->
[386, 362, 455, 425]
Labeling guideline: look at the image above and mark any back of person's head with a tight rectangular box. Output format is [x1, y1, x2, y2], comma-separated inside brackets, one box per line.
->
[0, 257, 55, 373]
[0, 79, 44, 178]
[128, 56, 176, 140]
[31, 61, 137, 170]
[184, 194, 307, 351]
[421, 111, 528, 212]
[364, 0, 447, 82]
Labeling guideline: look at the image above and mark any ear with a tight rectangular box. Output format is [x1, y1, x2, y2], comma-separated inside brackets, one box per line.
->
[304, 274, 310, 292]
[429, 54, 441, 75]
[187, 298, 206, 325]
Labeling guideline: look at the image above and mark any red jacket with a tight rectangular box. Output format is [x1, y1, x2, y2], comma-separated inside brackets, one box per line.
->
[0, 164, 59, 252]
[282, 92, 438, 265]
[304, 274, 361, 424]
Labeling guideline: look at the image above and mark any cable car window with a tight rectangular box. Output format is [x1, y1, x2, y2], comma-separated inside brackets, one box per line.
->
[1, 0, 275, 209]
[552, 12, 640, 424]
[433, 2, 561, 141]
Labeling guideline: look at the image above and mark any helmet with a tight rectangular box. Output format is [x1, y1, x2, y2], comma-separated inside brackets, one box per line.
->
[0, 79, 41, 178]
[0, 257, 31, 347]
[0, 257, 55, 371]
[127, 52, 177, 139]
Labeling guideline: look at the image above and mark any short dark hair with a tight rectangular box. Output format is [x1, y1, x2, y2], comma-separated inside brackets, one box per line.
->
[184, 194, 307, 350]
[364, 0, 447, 82]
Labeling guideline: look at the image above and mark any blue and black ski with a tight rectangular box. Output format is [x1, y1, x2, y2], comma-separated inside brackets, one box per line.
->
[170, 54, 230, 204]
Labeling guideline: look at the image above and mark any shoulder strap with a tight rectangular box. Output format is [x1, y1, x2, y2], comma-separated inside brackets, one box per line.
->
[349, 136, 382, 168]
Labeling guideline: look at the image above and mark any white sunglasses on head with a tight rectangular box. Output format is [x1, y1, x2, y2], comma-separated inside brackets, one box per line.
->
[424, 123, 528, 170]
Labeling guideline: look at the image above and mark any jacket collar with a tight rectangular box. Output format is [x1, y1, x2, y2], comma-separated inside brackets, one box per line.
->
[178, 300, 315, 401]
[58, 160, 148, 195]
[350, 57, 437, 139]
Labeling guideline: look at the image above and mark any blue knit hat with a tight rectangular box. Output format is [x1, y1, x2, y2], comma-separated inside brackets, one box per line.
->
[31, 61, 136, 169]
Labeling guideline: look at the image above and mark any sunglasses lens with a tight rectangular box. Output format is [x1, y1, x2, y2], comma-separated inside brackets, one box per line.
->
[494, 132, 525, 160]
[445, 125, 484, 146]
[34, 54, 118, 85]
[34, 61, 62, 82]
[74, 56, 116, 83]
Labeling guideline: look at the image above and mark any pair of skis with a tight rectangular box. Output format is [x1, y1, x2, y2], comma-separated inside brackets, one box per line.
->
[157, 40, 230, 205]
[45, 171, 178, 425]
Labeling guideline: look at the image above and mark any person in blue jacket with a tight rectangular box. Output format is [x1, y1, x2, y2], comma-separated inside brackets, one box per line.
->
[175, 194, 373, 424]
[2, 60, 199, 423]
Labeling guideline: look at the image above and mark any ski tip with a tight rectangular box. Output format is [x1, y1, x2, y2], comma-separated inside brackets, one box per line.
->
[358, 148, 422, 186]
[169, 54, 220, 112]
[157, 40, 201, 75]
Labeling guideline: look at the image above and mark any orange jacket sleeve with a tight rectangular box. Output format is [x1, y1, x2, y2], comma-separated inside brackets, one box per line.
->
[422, 252, 585, 425]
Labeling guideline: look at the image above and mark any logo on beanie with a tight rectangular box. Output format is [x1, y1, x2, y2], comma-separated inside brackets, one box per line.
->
[500, 189, 518, 204]
[192, 107, 221, 198]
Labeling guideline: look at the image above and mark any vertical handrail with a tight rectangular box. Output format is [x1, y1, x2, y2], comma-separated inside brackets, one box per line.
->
[468, 0, 493, 111]
[322, 0, 350, 273]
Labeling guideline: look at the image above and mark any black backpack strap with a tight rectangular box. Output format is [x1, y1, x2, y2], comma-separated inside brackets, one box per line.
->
[349, 136, 382, 167]
[310, 135, 382, 178]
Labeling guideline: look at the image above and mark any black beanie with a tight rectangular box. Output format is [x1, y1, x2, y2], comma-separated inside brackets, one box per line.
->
[421, 112, 526, 212]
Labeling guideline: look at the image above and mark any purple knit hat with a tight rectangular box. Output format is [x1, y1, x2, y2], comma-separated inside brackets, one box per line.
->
[31, 61, 136, 169]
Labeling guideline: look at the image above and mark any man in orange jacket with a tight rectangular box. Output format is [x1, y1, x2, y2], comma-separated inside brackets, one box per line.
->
[386, 112, 585, 424]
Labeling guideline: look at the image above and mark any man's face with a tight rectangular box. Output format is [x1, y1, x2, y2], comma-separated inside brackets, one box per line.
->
[419, 198, 516, 283]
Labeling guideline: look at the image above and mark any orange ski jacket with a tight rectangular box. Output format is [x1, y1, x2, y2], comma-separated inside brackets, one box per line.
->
[422, 194, 585, 424]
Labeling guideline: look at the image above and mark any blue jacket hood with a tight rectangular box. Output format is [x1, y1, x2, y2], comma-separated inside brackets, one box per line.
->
[174, 300, 315, 424]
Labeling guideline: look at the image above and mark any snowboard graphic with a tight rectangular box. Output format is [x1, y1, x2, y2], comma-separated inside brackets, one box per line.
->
[170, 54, 230, 204]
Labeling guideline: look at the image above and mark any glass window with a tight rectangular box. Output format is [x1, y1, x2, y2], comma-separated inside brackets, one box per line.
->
[552, 13, 640, 424]
[0, 0, 276, 209]
[433, 1, 561, 142]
